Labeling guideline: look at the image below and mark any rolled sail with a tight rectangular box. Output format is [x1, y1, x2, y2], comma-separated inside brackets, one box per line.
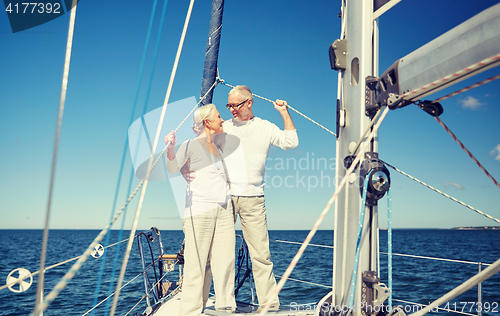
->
[200, 0, 225, 106]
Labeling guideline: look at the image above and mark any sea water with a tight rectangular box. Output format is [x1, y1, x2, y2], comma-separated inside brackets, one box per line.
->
[0, 229, 499, 316]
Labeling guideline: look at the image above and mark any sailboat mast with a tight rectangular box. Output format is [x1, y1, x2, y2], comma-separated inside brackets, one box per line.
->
[200, 0, 224, 106]
[332, 0, 383, 315]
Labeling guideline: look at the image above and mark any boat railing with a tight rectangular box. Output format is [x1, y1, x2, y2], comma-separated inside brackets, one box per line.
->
[268, 238, 494, 316]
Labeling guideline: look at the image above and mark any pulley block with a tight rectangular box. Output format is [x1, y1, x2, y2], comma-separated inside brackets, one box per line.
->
[360, 152, 390, 206]
[417, 100, 443, 117]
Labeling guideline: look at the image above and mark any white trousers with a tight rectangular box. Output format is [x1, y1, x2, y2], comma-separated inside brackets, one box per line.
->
[180, 202, 236, 316]
[232, 196, 280, 307]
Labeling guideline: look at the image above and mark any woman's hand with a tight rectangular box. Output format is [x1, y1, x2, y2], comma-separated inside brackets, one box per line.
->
[165, 130, 176, 148]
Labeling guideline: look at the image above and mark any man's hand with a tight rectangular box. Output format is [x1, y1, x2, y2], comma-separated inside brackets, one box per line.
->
[273, 99, 296, 130]
[273, 99, 289, 114]
[180, 158, 196, 183]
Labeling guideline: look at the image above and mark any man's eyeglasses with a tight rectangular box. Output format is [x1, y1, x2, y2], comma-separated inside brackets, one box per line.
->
[226, 99, 248, 110]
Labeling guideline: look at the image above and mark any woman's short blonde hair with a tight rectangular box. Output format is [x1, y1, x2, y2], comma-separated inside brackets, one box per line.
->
[192, 104, 216, 135]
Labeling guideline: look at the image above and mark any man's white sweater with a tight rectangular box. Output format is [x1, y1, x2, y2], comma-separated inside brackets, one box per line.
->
[221, 117, 298, 196]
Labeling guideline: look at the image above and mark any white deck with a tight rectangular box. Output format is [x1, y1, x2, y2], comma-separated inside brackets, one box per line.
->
[149, 290, 315, 316]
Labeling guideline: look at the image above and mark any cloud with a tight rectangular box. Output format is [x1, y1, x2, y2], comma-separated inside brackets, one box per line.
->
[445, 183, 465, 190]
[458, 96, 483, 110]
[490, 144, 500, 162]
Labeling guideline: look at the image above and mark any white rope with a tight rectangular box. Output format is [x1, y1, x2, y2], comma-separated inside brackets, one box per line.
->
[219, 80, 336, 137]
[380, 252, 492, 266]
[409, 257, 500, 316]
[109, 1, 196, 314]
[382, 160, 500, 225]
[259, 106, 391, 316]
[33, 2, 78, 315]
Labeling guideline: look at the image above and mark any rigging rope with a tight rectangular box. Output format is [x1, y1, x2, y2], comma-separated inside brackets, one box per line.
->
[94, 0, 169, 313]
[402, 53, 500, 100]
[382, 160, 500, 225]
[32, 181, 144, 315]
[124, 271, 170, 316]
[34, 2, 78, 315]
[347, 172, 371, 310]
[258, 105, 391, 316]
[270, 239, 333, 249]
[433, 116, 500, 191]
[81, 272, 144, 316]
[219, 79, 337, 137]
[34, 72, 218, 314]
[273, 274, 332, 289]
[387, 189, 393, 308]
[433, 74, 500, 103]
[109, 1, 197, 314]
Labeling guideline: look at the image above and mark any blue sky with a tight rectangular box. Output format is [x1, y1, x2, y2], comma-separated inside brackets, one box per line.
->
[1, 0, 499, 231]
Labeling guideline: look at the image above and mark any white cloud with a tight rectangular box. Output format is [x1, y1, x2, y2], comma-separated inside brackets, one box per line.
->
[458, 96, 483, 110]
[444, 183, 465, 190]
[490, 144, 500, 162]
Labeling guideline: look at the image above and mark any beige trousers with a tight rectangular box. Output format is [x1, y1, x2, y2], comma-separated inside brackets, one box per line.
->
[232, 196, 280, 307]
[180, 202, 236, 316]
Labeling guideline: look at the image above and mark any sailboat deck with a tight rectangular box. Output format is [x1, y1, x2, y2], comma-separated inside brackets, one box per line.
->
[203, 302, 315, 315]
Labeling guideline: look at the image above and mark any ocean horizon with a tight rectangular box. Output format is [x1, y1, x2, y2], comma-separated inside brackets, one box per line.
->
[1, 229, 499, 315]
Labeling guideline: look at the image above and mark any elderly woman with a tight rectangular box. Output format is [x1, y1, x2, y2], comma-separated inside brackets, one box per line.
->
[164, 104, 236, 316]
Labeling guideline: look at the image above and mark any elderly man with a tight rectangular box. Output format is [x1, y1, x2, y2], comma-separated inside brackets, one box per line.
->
[183, 85, 298, 310]
[222, 85, 298, 309]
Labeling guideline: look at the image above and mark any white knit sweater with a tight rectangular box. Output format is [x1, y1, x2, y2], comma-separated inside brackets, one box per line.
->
[221, 117, 298, 196]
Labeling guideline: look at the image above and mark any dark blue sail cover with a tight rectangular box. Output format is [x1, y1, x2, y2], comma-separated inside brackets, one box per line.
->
[200, 0, 225, 106]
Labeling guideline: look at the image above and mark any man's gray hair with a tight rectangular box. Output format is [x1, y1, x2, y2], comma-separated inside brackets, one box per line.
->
[229, 85, 253, 103]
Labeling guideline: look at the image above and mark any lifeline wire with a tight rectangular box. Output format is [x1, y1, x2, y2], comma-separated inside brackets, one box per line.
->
[382, 160, 500, 225]
[33, 1, 78, 315]
[259, 105, 391, 316]
[219, 80, 337, 137]
[434, 116, 500, 191]
[81, 272, 143, 316]
[109, 1, 197, 314]
[409, 256, 500, 316]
